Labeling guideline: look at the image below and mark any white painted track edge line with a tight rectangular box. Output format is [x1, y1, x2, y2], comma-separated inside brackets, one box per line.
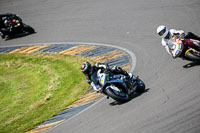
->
[43, 96, 106, 133]
[0, 42, 136, 72]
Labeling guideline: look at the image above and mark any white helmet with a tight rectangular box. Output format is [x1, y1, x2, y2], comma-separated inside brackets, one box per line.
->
[157, 25, 169, 38]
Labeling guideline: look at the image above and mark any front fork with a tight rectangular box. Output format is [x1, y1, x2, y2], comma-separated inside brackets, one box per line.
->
[127, 76, 139, 95]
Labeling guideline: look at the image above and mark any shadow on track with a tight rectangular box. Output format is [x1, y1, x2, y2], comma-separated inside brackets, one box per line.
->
[109, 88, 150, 106]
[183, 61, 200, 69]
[4, 32, 36, 41]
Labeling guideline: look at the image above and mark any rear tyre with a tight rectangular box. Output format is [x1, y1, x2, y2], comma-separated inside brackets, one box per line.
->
[185, 50, 200, 62]
[105, 87, 129, 102]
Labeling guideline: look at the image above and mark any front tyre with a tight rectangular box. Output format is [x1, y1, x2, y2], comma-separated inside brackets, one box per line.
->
[135, 79, 145, 93]
[185, 50, 200, 62]
[105, 87, 129, 102]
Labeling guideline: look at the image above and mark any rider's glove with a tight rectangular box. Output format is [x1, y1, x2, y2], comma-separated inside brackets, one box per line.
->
[180, 33, 185, 39]
[86, 76, 92, 84]
[170, 45, 176, 50]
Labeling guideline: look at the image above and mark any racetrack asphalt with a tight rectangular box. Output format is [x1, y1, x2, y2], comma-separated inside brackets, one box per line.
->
[0, 0, 200, 133]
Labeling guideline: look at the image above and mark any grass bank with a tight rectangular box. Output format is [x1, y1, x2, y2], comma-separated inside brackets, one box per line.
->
[0, 53, 91, 133]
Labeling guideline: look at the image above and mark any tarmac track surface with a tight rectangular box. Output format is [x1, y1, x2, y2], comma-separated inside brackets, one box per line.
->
[0, 0, 200, 133]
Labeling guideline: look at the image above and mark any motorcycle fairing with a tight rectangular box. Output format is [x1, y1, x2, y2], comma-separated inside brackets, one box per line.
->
[97, 73, 128, 93]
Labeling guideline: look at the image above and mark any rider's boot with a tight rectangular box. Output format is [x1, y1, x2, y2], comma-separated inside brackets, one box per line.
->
[111, 66, 133, 89]
[185, 32, 200, 41]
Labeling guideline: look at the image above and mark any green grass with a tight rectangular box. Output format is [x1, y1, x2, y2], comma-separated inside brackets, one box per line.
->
[0, 53, 91, 133]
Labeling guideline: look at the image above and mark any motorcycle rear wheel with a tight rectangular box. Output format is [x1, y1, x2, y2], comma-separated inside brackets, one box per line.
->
[105, 87, 129, 102]
[185, 50, 200, 62]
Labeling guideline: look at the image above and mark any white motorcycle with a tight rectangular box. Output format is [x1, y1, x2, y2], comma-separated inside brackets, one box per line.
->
[171, 36, 200, 61]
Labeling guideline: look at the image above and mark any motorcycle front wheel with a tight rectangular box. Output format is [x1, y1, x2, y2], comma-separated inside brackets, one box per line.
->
[135, 79, 145, 93]
[105, 87, 129, 102]
[185, 50, 200, 62]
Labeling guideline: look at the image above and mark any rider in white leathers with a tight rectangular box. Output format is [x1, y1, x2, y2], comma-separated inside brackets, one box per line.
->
[157, 25, 200, 58]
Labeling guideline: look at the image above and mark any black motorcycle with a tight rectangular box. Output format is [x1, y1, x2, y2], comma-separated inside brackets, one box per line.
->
[0, 13, 35, 40]
[91, 69, 146, 102]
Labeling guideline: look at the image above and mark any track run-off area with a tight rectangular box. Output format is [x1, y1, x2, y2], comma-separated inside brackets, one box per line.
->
[0, 42, 134, 133]
[0, 0, 200, 133]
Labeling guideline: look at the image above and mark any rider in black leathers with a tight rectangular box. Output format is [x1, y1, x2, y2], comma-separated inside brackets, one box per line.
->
[81, 61, 132, 91]
[0, 13, 21, 39]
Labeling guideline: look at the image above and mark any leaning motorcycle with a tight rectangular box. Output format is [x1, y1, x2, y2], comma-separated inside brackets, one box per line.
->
[173, 37, 200, 62]
[91, 69, 145, 102]
[1, 15, 34, 39]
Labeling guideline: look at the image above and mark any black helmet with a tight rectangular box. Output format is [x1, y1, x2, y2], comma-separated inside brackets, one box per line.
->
[81, 61, 92, 75]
